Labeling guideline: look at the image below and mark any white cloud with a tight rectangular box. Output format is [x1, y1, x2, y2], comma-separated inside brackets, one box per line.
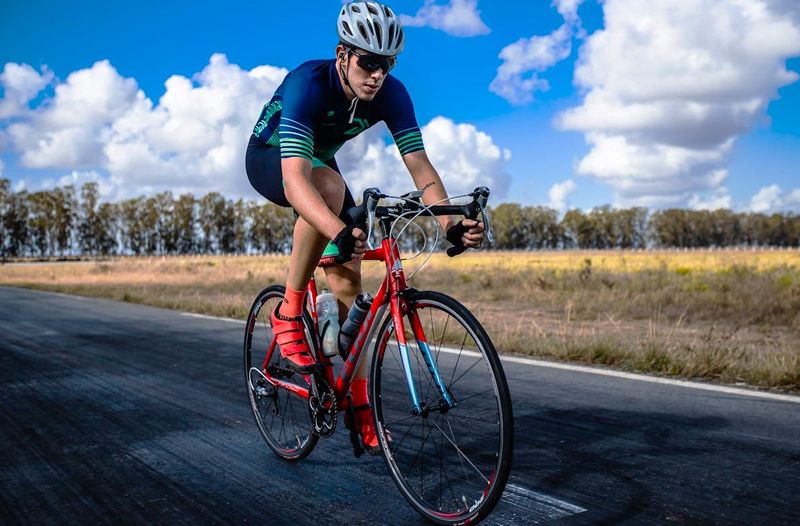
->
[548, 179, 576, 212]
[490, 24, 573, 105]
[553, 0, 585, 26]
[0, 63, 53, 119]
[688, 188, 732, 210]
[748, 184, 800, 212]
[557, 0, 800, 207]
[4, 55, 288, 199]
[400, 0, 490, 37]
[490, 2, 585, 105]
[337, 116, 511, 199]
[750, 184, 782, 212]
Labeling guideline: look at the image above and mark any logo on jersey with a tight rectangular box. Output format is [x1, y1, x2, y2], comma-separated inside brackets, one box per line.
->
[344, 118, 370, 136]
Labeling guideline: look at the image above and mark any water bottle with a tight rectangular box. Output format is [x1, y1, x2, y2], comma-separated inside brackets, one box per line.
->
[338, 293, 373, 358]
[316, 289, 340, 357]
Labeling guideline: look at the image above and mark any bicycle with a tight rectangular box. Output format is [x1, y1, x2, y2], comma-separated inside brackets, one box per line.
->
[244, 187, 513, 525]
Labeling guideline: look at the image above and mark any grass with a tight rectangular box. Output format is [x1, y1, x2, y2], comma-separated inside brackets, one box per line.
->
[1, 249, 798, 392]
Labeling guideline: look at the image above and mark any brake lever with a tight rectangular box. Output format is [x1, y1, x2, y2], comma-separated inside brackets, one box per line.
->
[365, 192, 379, 250]
[479, 202, 496, 247]
[473, 187, 495, 248]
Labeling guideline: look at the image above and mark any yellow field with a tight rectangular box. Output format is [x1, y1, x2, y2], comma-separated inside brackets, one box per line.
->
[2, 249, 798, 391]
[432, 248, 800, 272]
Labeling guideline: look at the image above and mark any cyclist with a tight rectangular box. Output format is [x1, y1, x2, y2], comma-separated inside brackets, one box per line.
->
[245, 1, 484, 453]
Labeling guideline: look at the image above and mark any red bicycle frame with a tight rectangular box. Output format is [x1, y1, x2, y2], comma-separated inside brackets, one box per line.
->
[262, 236, 427, 410]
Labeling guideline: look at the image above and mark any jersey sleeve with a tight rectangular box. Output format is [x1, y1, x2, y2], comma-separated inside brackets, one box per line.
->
[382, 78, 425, 157]
[277, 71, 317, 161]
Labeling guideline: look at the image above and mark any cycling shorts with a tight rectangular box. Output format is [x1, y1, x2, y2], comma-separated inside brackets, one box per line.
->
[246, 135, 356, 220]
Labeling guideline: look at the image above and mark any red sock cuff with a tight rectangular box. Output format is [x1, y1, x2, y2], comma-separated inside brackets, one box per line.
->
[280, 285, 306, 317]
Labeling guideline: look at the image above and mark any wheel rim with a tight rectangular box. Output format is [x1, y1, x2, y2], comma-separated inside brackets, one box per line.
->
[245, 290, 316, 457]
[374, 298, 508, 520]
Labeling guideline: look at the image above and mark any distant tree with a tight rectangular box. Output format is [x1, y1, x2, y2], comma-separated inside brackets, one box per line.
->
[650, 209, 691, 248]
[0, 179, 9, 257]
[78, 182, 100, 255]
[119, 197, 146, 255]
[708, 209, 740, 247]
[172, 193, 196, 254]
[218, 198, 245, 253]
[155, 191, 177, 254]
[587, 205, 616, 248]
[27, 191, 55, 256]
[53, 185, 78, 256]
[525, 206, 560, 249]
[96, 202, 119, 255]
[561, 209, 593, 248]
[198, 192, 226, 253]
[3, 189, 30, 256]
[492, 203, 530, 249]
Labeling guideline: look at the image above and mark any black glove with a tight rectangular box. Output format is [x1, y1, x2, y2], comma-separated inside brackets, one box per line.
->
[332, 224, 366, 264]
[445, 221, 469, 257]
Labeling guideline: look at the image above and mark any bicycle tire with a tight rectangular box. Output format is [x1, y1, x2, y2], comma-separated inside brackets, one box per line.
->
[244, 285, 319, 461]
[370, 290, 513, 525]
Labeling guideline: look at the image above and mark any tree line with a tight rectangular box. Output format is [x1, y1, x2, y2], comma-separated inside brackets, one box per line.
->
[1, 179, 798, 258]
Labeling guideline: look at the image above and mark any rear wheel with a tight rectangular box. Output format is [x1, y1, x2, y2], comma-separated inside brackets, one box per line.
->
[244, 285, 318, 461]
[371, 290, 513, 525]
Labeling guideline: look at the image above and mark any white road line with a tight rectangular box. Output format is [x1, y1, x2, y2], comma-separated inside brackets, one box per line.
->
[488, 483, 586, 524]
[183, 309, 800, 404]
[437, 347, 800, 404]
[181, 312, 245, 324]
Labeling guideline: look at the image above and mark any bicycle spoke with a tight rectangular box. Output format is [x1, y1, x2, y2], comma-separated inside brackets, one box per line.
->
[408, 414, 438, 471]
[390, 414, 421, 453]
[450, 356, 484, 389]
[451, 388, 495, 404]
[432, 419, 489, 485]
[448, 332, 469, 386]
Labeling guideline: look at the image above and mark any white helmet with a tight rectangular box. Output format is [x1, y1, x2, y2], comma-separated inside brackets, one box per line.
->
[337, 2, 405, 56]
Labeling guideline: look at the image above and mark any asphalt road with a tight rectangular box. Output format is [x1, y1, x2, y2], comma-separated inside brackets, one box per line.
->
[1, 285, 799, 525]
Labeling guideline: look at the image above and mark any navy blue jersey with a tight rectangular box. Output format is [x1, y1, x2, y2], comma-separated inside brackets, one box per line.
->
[252, 59, 424, 162]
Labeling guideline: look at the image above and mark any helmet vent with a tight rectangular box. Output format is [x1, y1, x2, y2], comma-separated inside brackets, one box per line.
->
[342, 21, 353, 36]
[367, 3, 379, 15]
[387, 25, 394, 46]
[373, 21, 382, 44]
[351, 5, 361, 13]
[357, 21, 371, 43]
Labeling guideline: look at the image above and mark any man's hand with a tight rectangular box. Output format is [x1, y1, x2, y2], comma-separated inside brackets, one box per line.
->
[332, 224, 368, 264]
[446, 219, 485, 250]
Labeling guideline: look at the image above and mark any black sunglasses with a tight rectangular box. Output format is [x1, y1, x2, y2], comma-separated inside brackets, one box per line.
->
[348, 48, 396, 74]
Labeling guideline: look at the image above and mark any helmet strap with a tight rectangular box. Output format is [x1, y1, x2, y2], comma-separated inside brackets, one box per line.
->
[339, 50, 358, 100]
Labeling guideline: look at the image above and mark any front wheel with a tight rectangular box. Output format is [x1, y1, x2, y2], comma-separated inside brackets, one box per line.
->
[371, 290, 513, 525]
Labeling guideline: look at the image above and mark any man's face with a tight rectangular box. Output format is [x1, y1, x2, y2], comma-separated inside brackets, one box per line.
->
[338, 46, 396, 101]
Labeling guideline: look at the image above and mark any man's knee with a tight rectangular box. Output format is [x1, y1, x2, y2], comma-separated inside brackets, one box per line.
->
[325, 263, 362, 295]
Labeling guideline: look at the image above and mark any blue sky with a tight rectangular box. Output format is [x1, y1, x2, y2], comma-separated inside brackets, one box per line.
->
[1, 0, 799, 212]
